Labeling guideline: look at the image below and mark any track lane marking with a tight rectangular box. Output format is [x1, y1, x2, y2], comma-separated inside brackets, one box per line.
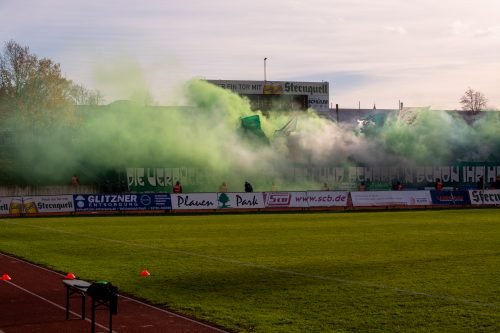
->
[1, 279, 113, 332]
[0, 252, 229, 332]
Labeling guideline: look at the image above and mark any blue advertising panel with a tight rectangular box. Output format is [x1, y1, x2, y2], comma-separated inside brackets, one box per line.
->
[74, 193, 171, 212]
[430, 190, 471, 205]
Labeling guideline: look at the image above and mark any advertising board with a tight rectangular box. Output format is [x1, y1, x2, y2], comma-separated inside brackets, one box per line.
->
[430, 190, 471, 205]
[218, 192, 265, 209]
[351, 191, 432, 206]
[469, 190, 500, 205]
[303, 191, 349, 207]
[263, 191, 348, 208]
[0, 197, 23, 215]
[206, 80, 328, 96]
[24, 195, 74, 214]
[264, 192, 308, 208]
[307, 96, 329, 112]
[74, 194, 171, 212]
[206, 80, 329, 112]
[171, 193, 218, 210]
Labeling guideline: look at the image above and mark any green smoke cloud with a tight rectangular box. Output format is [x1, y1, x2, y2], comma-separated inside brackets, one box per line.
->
[4, 69, 500, 191]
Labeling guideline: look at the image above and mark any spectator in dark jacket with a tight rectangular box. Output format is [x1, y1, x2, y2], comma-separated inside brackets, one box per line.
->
[244, 181, 253, 192]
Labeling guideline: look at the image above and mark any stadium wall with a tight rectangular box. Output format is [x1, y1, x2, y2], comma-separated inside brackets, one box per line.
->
[1, 190, 499, 217]
[0, 185, 99, 196]
[126, 164, 500, 193]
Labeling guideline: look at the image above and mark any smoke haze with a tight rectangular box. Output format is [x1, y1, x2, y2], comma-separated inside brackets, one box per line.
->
[5, 74, 500, 191]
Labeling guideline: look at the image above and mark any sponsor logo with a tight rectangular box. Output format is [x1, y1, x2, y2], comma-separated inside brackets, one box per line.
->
[177, 195, 214, 208]
[296, 194, 347, 203]
[87, 195, 137, 203]
[75, 195, 139, 208]
[23, 198, 38, 214]
[284, 82, 328, 94]
[436, 195, 454, 202]
[470, 190, 500, 204]
[309, 99, 329, 105]
[263, 84, 283, 95]
[236, 195, 260, 207]
[218, 194, 262, 208]
[266, 193, 291, 207]
[9, 199, 22, 214]
[139, 195, 152, 206]
[218, 193, 230, 208]
[75, 196, 85, 208]
[37, 201, 73, 210]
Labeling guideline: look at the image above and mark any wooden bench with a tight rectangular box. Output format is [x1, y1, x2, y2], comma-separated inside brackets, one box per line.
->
[63, 279, 91, 320]
[63, 279, 118, 333]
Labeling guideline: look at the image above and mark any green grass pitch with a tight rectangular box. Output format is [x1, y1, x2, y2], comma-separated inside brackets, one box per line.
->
[1, 209, 499, 332]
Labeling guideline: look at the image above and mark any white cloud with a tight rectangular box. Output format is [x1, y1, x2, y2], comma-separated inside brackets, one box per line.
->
[1, 0, 499, 109]
[451, 19, 498, 38]
[385, 26, 408, 34]
[473, 27, 496, 38]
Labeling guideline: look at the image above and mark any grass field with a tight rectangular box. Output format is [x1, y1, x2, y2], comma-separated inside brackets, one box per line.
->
[1, 209, 499, 332]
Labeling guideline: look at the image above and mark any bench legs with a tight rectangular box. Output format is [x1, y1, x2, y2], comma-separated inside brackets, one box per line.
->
[91, 298, 113, 333]
[65, 286, 86, 320]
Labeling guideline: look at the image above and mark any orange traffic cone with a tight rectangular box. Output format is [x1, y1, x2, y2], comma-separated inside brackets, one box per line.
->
[140, 269, 150, 277]
[65, 273, 76, 280]
[1, 274, 12, 281]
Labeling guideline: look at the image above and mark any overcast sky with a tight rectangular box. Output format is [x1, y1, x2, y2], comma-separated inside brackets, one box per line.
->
[1, 0, 499, 109]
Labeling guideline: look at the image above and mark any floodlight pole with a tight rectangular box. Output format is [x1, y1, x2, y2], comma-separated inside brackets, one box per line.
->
[264, 57, 267, 82]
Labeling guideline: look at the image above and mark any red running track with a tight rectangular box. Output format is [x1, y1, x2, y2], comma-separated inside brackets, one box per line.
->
[0, 252, 230, 333]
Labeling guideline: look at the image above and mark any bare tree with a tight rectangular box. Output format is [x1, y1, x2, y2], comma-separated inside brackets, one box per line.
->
[69, 83, 104, 105]
[0, 40, 77, 129]
[0, 40, 38, 101]
[460, 88, 487, 114]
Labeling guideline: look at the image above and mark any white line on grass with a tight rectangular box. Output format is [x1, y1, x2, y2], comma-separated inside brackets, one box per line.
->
[2, 219, 498, 310]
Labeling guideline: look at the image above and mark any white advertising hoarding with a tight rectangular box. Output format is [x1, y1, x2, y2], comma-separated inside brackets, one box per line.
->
[303, 191, 349, 207]
[26, 195, 75, 213]
[263, 192, 349, 208]
[307, 96, 329, 112]
[206, 80, 329, 112]
[0, 197, 23, 215]
[469, 190, 500, 205]
[351, 191, 432, 206]
[1, 196, 74, 215]
[206, 80, 328, 96]
[171, 193, 218, 210]
[218, 192, 265, 209]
